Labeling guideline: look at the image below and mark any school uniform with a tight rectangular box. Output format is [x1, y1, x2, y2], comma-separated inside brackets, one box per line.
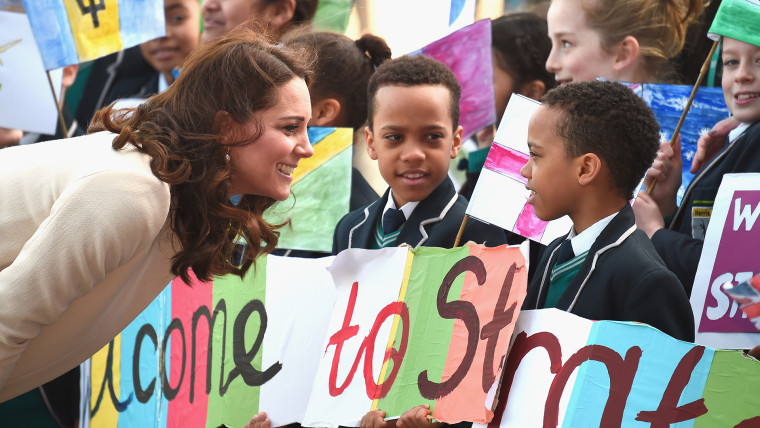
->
[651, 121, 760, 295]
[524, 204, 695, 342]
[332, 176, 506, 253]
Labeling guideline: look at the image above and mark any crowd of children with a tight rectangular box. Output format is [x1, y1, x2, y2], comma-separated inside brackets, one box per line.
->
[2, 0, 760, 426]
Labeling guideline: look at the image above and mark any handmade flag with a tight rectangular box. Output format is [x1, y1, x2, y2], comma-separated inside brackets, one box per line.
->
[625, 82, 730, 203]
[22, 0, 164, 70]
[413, 19, 496, 141]
[466, 94, 572, 245]
[312, 0, 354, 33]
[691, 173, 760, 349]
[478, 309, 760, 428]
[0, 10, 62, 134]
[265, 127, 352, 253]
[708, 0, 760, 47]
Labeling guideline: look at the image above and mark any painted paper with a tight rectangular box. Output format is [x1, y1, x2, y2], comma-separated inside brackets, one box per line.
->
[265, 127, 353, 253]
[414, 19, 496, 141]
[87, 243, 528, 427]
[691, 173, 760, 349]
[312, 0, 354, 33]
[626, 83, 730, 203]
[0, 11, 62, 134]
[466, 94, 573, 245]
[478, 309, 760, 428]
[88, 256, 337, 428]
[22, 0, 164, 70]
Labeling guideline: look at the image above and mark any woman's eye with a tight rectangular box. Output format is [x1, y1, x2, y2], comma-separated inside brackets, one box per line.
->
[561, 40, 572, 48]
[285, 124, 299, 134]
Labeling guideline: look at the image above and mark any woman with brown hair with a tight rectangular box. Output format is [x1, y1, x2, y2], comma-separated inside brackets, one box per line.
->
[0, 28, 313, 402]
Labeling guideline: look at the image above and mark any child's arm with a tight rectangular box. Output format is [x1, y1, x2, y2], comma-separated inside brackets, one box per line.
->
[396, 405, 441, 428]
[644, 137, 683, 220]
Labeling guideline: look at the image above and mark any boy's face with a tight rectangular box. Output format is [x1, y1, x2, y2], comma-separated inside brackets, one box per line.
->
[721, 37, 760, 124]
[521, 105, 581, 221]
[366, 84, 463, 208]
[140, 0, 200, 74]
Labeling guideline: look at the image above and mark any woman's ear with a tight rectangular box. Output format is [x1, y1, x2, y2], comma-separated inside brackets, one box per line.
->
[311, 98, 342, 127]
[577, 153, 601, 186]
[214, 111, 234, 144]
[612, 35, 640, 73]
[517, 79, 546, 101]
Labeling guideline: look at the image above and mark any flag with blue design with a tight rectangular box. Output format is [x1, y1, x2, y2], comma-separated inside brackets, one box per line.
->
[708, 0, 760, 47]
[22, 0, 164, 70]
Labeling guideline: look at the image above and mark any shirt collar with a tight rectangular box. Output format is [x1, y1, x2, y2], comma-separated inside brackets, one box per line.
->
[384, 190, 420, 220]
[566, 211, 618, 256]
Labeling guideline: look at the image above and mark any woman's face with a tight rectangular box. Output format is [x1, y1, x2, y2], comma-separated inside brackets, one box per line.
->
[140, 0, 200, 76]
[201, 0, 267, 44]
[226, 78, 314, 199]
[545, 0, 617, 85]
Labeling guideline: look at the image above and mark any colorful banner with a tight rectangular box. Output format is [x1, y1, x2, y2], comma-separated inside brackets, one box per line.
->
[22, 0, 164, 70]
[312, 0, 354, 34]
[479, 309, 760, 428]
[466, 94, 573, 245]
[265, 127, 352, 253]
[87, 243, 528, 427]
[626, 83, 730, 203]
[0, 10, 62, 134]
[413, 19, 496, 142]
[692, 173, 760, 349]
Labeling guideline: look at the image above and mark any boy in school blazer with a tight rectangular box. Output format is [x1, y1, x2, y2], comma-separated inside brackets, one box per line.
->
[520, 81, 694, 342]
[332, 55, 505, 254]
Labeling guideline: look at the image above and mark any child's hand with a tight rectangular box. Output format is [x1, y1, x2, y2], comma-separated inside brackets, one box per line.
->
[360, 409, 395, 428]
[397, 405, 440, 428]
[244, 412, 271, 428]
[645, 137, 682, 218]
[691, 117, 740, 173]
[633, 192, 666, 238]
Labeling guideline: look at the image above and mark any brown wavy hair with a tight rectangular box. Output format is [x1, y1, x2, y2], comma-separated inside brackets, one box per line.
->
[89, 28, 313, 283]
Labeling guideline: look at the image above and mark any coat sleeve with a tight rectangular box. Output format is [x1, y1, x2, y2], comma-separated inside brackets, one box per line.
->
[0, 169, 169, 390]
[650, 228, 703, 296]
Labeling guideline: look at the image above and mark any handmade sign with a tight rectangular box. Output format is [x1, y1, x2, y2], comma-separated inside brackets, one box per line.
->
[312, 0, 354, 33]
[88, 243, 528, 428]
[691, 173, 760, 349]
[626, 83, 730, 202]
[477, 309, 760, 428]
[22, 0, 164, 70]
[412, 19, 496, 141]
[723, 274, 760, 330]
[466, 94, 573, 245]
[88, 256, 337, 428]
[304, 244, 527, 426]
[0, 10, 62, 134]
[265, 127, 352, 253]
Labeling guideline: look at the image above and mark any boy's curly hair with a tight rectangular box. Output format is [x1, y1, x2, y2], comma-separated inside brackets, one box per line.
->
[367, 55, 461, 131]
[541, 80, 660, 199]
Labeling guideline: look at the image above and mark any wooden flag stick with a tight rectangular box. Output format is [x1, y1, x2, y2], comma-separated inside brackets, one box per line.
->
[646, 39, 719, 195]
[454, 214, 469, 247]
[46, 70, 68, 138]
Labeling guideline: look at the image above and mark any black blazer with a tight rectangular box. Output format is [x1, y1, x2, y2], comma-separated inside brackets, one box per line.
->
[652, 121, 760, 295]
[332, 176, 506, 253]
[524, 204, 695, 342]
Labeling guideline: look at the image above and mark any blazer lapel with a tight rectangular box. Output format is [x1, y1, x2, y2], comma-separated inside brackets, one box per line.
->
[395, 177, 457, 248]
[348, 191, 387, 249]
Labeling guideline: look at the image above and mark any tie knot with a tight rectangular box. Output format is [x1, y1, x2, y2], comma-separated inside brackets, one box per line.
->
[555, 239, 574, 266]
[383, 208, 406, 234]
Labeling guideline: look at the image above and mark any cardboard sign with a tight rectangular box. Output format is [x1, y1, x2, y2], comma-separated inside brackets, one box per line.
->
[692, 173, 760, 349]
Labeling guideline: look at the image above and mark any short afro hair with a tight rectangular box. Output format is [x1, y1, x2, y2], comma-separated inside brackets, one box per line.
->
[367, 55, 460, 131]
[541, 80, 661, 199]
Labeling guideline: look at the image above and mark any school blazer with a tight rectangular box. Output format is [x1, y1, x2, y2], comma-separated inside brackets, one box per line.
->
[652, 121, 760, 295]
[332, 176, 506, 253]
[523, 204, 695, 342]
